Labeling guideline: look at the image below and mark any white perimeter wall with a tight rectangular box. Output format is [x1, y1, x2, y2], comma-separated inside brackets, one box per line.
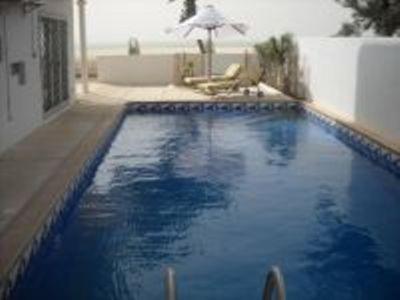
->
[98, 55, 179, 86]
[0, 0, 75, 154]
[97, 52, 259, 86]
[297, 38, 400, 144]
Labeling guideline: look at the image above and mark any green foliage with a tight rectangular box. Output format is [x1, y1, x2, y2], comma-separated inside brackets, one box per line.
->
[255, 33, 294, 67]
[128, 38, 140, 56]
[335, 0, 400, 36]
[169, 0, 197, 22]
[335, 22, 362, 36]
[254, 33, 298, 94]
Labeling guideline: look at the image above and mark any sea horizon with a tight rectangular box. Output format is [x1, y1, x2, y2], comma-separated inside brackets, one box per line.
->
[75, 40, 257, 58]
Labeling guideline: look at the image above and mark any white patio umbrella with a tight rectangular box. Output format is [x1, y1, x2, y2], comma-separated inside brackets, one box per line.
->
[166, 5, 249, 81]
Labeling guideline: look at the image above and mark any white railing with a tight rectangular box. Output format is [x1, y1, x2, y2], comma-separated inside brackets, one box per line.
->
[165, 267, 178, 300]
[262, 266, 286, 300]
[164, 265, 286, 300]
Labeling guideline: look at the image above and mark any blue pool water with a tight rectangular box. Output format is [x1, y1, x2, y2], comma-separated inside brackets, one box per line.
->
[12, 110, 400, 300]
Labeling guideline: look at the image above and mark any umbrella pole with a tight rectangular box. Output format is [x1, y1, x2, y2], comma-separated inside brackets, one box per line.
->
[207, 28, 212, 82]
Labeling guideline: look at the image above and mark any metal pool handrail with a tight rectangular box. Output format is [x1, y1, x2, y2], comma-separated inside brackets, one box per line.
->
[263, 266, 286, 300]
[165, 267, 177, 300]
[164, 265, 286, 300]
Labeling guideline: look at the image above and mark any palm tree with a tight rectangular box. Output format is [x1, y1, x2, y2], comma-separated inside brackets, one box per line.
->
[169, 0, 197, 22]
[254, 33, 295, 91]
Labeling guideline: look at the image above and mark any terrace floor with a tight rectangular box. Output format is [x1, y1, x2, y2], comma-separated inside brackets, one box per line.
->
[77, 81, 293, 104]
[0, 82, 294, 293]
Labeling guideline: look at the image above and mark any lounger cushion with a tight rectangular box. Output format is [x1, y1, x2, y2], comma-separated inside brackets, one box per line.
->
[197, 79, 240, 95]
[183, 64, 242, 85]
[224, 64, 241, 79]
[184, 75, 226, 85]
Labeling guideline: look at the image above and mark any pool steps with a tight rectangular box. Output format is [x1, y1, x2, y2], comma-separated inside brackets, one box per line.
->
[164, 266, 286, 300]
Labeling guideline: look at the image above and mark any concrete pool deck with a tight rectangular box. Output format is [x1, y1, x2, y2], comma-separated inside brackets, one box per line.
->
[76, 81, 294, 103]
[0, 83, 294, 296]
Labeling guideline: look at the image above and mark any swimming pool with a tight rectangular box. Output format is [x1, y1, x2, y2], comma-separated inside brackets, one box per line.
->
[10, 103, 400, 300]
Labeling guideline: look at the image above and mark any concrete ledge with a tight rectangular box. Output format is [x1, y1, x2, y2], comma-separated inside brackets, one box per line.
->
[0, 102, 124, 298]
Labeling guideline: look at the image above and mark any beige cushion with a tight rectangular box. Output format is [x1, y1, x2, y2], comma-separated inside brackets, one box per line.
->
[183, 64, 242, 85]
[197, 79, 240, 95]
[184, 75, 225, 85]
[224, 64, 242, 79]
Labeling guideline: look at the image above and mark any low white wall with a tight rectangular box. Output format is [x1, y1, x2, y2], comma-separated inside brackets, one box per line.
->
[297, 38, 400, 143]
[209, 53, 259, 75]
[97, 52, 260, 86]
[98, 55, 179, 86]
[0, 0, 75, 154]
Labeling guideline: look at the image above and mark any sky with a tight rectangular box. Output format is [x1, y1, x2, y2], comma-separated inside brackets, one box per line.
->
[73, 0, 351, 46]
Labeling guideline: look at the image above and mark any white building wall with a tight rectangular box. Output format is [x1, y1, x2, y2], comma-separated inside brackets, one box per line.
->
[0, 0, 75, 154]
[0, 22, 7, 151]
[0, 6, 42, 153]
[297, 38, 400, 143]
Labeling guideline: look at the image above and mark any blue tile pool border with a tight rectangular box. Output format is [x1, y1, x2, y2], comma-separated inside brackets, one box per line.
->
[126, 101, 301, 114]
[127, 101, 400, 177]
[3, 100, 400, 299]
[300, 105, 400, 177]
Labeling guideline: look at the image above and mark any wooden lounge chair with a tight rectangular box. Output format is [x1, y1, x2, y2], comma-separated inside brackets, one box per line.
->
[197, 67, 266, 97]
[197, 79, 241, 95]
[183, 63, 242, 86]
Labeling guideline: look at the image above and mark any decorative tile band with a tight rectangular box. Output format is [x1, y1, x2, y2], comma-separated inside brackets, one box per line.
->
[300, 106, 400, 177]
[4, 100, 399, 298]
[127, 101, 302, 114]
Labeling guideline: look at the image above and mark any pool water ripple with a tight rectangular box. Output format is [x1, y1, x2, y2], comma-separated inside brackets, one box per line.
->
[11, 111, 400, 300]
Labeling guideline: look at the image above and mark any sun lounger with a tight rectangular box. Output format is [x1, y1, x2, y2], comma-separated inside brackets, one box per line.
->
[197, 79, 241, 95]
[183, 63, 242, 86]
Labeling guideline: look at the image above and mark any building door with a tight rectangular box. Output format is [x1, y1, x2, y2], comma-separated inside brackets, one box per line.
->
[0, 15, 8, 139]
[39, 17, 69, 113]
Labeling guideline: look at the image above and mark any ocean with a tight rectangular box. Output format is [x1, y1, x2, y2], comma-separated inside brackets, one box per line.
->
[75, 41, 256, 59]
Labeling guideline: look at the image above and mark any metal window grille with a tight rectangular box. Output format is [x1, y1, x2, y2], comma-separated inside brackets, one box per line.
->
[39, 17, 69, 113]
